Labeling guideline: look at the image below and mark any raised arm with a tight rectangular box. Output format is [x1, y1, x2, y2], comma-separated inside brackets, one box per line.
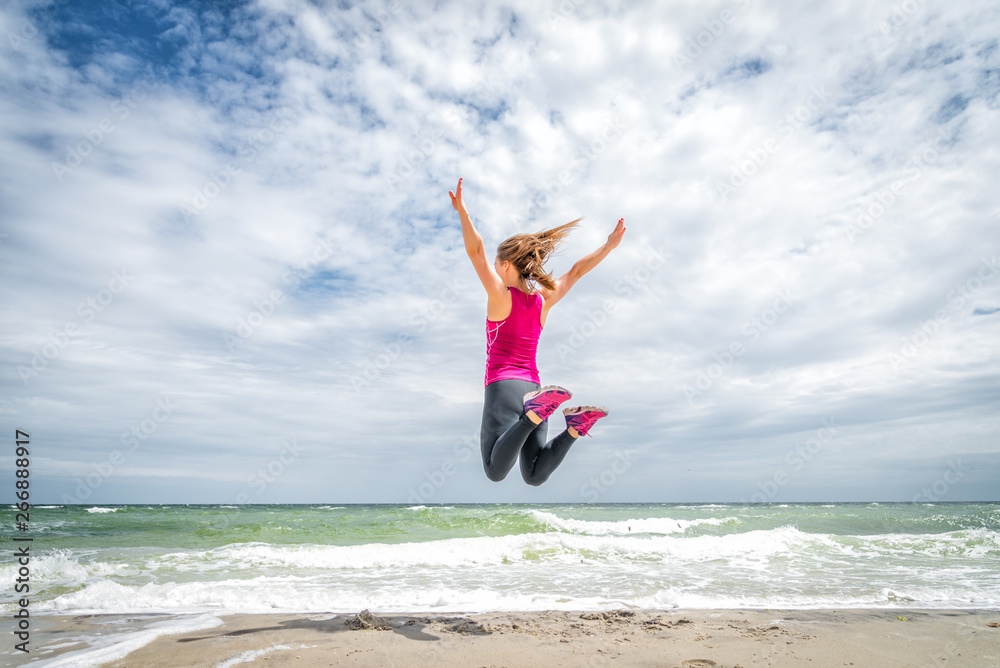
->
[450, 178, 505, 298]
[541, 218, 626, 310]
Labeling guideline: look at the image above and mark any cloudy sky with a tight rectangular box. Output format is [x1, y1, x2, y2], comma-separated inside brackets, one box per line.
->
[1, 0, 997, 504]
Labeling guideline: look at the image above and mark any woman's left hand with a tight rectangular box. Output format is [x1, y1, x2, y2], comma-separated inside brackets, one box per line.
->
[606, 218, 626, 250]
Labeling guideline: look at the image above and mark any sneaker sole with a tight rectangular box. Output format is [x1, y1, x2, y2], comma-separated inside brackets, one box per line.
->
[563, 405, 608, 416]
[523, 385, 572, 402]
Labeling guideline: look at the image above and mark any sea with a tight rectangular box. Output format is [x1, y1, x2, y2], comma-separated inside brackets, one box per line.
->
[2, 502, 999, 665]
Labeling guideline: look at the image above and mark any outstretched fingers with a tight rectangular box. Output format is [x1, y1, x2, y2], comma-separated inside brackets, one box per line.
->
[449, 177, 464, 211]
[607, 217, 626, 249]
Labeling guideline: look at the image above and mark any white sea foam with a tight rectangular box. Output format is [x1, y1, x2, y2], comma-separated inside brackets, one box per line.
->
[29, 613, 222, 668]
[85, 507, 118, 513]
[16, 515, 1000, 616]
[33, 571, 1000, 616]
[0, 548, 125, 584]
[37, 580, 652, 615]
[32, 526, 996, 582]
[182, 528, 779, 572]
[215, 644, 313, 667]
[199, 533, 558, 570]
[528, 509, 738, 535]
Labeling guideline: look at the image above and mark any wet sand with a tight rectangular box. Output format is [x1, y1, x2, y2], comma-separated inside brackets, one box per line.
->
[18, 608, 1000, 667]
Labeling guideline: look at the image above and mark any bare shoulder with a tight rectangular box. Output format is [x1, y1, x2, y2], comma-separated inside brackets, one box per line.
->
[538, 277, 571, 307]
[487, 285, 513, 321]
[538, 285, 557, 302]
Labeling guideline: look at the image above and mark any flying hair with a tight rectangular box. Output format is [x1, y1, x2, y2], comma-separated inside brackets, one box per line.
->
[496, 218, 582, 291]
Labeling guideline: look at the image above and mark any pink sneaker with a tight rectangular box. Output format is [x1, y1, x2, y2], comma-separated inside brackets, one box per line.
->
[523, 385, 572, 421]
[563, 406, 608, 437]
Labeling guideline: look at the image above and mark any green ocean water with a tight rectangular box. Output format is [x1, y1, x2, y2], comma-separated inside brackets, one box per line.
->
[3, 502, 999, 615]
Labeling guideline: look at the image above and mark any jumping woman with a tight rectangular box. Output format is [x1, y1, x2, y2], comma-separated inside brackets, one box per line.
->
[449, 177, 626, 486]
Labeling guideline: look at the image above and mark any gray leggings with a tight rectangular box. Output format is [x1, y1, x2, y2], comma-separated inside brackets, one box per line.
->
[480, 378, 577, 486]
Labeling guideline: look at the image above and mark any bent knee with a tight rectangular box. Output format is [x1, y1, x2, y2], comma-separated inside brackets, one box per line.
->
[522, 474, 548, 487]
[484, 467, 508, 483]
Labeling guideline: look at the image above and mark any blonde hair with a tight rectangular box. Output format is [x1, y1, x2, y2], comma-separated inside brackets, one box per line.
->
[496, 219, 581, 291]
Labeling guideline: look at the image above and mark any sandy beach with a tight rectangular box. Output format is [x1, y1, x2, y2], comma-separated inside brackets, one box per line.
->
[21, 608, 998, 667]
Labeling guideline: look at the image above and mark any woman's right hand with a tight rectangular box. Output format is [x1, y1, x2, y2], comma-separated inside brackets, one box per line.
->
[449, 177, 467, 213]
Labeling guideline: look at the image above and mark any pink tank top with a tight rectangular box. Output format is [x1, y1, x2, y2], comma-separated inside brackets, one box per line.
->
[484, 286, 543, 386]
